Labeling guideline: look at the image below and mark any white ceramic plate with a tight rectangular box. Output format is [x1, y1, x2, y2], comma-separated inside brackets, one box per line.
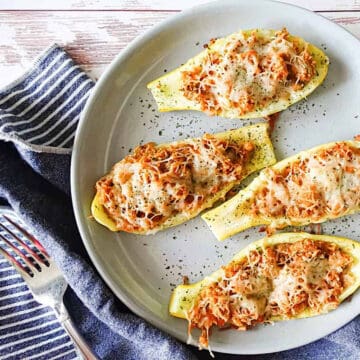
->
[71, 0, 360, 354]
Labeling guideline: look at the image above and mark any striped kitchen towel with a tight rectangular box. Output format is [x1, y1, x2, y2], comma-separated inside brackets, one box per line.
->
[0, 44, 94, 154]
[0, 44, 95, 195]
[0, 209, 79, 360]
[0, 45, 92, 360]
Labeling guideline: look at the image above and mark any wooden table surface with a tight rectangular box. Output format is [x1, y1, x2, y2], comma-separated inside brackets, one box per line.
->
[0, 0, 359, 87]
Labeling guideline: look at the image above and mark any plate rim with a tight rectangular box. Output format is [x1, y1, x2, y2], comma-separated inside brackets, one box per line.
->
[71, 0, 360, 354]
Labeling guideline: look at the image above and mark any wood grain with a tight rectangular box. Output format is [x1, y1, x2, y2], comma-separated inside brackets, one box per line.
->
[0, 11, 171, 84]
[0, 0, 359, 11]
[0, 9, 358, 87]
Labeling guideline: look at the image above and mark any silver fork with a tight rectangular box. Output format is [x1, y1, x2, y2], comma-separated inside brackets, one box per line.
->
[0, 215, 99, 360]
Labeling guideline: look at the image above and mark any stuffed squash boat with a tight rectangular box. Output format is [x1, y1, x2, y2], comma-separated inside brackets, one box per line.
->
[148, 28, 329, 119]
[170, 232, 360, 352]
[92, 123, 276, 234]
[203, 140, 360, 240]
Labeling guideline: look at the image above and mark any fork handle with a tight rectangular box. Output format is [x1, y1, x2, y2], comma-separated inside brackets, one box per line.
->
[55, 304, 100, 360]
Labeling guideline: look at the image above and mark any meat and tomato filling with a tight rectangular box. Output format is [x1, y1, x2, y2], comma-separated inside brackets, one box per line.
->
[181, 28, 316, 116]
[96, 135, 254, 233]
[187, 239, 354, 349]
[251, 143, 360, 224]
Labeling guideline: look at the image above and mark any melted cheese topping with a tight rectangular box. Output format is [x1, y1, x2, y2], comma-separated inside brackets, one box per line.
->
[251, 143, 360, 226]
[96, 135, 254, 233]
[187, 239, 353, 350]
[181, 28, 316, 116]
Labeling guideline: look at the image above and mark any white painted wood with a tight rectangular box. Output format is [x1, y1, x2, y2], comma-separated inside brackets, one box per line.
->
[0, 0, 359, 11]
[0, 10, 358, 87]
[0, 10, 172, 86]
[327, 12, 360, 38]
[282, 0, 360, 11]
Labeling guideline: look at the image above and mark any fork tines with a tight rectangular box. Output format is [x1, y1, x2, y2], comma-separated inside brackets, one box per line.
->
[0, 215, 50, 277]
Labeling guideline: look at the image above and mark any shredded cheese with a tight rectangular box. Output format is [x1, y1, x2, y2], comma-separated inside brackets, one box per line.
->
[187, 239, 353, 351]
[251, 143, 360, 226]
[181, 28, 316, 116]
[96, 135, 254, 233]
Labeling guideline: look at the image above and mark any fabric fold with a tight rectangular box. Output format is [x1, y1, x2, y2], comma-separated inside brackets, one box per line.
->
[0, 44, 93, 154]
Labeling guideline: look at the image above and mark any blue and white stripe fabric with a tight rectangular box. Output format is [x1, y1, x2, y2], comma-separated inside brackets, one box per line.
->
[0, 44, 94, 154]
[0, 45, 90, 360]
[0, 210, 79, 360]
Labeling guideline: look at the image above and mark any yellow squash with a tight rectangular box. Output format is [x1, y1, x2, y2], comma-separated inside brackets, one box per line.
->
[202, 140, 360, 241]
[147, 29, 329, 119]
[91, 123, 276, 233]
[170, 232, 360, 321]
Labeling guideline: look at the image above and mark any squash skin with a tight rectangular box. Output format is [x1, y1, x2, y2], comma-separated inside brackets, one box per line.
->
[202, 140, 360, 241]
[147, 29, 329, 119]
[169, 232, 360, 321]
[91, 123, 276, 234]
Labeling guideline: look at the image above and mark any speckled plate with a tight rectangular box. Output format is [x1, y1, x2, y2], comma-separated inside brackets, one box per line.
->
[71, 0, 360, 355]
